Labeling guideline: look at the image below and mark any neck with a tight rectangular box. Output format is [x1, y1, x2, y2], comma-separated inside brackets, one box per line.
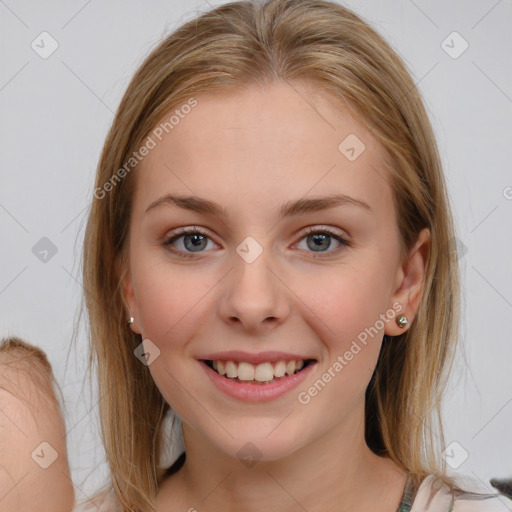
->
[156, 414, 407, 512]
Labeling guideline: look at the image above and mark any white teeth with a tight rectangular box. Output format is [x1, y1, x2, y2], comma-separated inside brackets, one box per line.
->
[225, 361, 237, 378]
[274, 361, 287, 378]
[210, 359, 307, 381]
[254, 362, 274, 382]
[286, 361, 296, 375]
[238, 362, 255, 381]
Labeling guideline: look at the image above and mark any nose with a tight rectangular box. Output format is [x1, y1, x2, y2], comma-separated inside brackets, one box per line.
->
[217, 241, 290, 334]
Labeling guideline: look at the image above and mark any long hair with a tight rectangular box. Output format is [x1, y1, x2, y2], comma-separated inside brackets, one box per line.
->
[80, 0, 472, 509]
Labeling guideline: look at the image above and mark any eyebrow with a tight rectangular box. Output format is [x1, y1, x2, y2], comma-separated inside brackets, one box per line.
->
[144, 193, 372, 220]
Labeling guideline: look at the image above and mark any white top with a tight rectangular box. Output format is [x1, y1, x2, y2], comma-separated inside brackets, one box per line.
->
[73, 474, 512, 512]
[408, 475, 512, 512]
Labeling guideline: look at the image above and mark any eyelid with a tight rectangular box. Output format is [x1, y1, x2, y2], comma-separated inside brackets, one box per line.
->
[299, 225, 348, 239]
[164, 226, 216, 245]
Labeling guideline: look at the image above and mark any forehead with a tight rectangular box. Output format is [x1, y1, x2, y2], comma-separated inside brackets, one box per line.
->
[133, 81, 393, 221]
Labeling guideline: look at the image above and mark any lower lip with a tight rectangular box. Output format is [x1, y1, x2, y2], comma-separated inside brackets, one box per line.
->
[199, 360, 316, 402]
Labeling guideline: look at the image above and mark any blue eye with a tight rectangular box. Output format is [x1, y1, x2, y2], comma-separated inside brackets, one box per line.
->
[297, 226, 350, 254]
[163, 226, 350, 258]
[163, 227, 214, 256]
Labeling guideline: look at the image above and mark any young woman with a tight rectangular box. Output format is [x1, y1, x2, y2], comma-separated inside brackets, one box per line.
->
[75, 0, 512, 510]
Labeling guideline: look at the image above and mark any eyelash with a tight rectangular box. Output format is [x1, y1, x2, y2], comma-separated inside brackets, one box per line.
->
[162, 225, 351, 259]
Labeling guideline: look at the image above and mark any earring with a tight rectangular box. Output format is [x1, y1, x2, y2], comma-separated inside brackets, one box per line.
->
[396, 315, 408, 329]
[127, 309, 134, 325]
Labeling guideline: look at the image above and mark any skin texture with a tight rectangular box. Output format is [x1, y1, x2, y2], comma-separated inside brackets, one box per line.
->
[0, 348, 75, 512]
[123, 80, 430, 512]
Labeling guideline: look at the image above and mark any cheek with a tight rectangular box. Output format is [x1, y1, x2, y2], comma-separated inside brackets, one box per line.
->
[296, 260, 393, 405]
[132, 261, 208, 414]
[306, 263, 391, 350]
[132, 254, 214, 345]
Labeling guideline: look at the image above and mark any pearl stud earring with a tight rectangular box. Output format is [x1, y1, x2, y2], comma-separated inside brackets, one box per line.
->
[396, 315, 408, 329]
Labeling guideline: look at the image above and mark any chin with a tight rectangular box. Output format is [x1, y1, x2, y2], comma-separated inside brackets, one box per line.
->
[200, 419, 308, 464]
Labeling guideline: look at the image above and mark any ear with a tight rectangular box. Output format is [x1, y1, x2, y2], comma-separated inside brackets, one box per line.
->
[384, 227, 430, 336]
[117, 257, 142, 335]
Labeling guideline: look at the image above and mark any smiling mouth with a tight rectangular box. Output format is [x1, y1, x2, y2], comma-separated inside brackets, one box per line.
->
[202, 358, 316, 385]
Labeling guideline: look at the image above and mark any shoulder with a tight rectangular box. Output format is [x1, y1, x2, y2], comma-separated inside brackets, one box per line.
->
[452, 491, 512, 512]
[411, 474, 512, 512]
[0, 337, 75, 511]
[0, 337, 64, 443]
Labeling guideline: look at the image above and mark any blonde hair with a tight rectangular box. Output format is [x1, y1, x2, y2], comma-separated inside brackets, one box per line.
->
[80, 0, 472, 509]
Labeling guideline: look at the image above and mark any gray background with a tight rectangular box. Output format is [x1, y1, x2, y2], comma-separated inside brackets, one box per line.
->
[1, 0, 511, 501]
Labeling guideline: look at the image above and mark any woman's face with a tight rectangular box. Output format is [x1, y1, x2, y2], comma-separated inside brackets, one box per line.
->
[123, 80, 429, 461]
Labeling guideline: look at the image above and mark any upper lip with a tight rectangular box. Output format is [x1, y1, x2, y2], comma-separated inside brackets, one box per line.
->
[197, 350, 316, 365]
